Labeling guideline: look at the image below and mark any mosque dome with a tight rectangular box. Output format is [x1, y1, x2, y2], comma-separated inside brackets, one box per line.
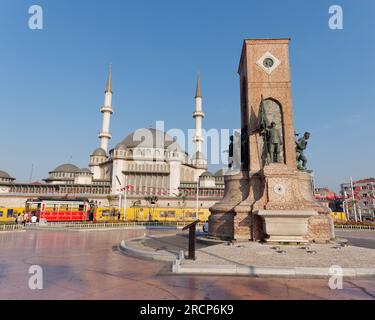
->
[91, 148, 107, 157]
[119, 128, 181, 151]
[50, 164, 80, 173]
[0, 170, 13, 179]
[214, 169, 225, 176]
[0, 170, 15, 183]
[200, 171, 214, 178]
[114, 143, 126, 150]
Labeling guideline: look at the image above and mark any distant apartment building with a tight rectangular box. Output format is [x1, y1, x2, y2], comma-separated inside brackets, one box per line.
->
[314, 188, 336, 201]
[341, 178, 375, 220]
[314, 187, 341, 211]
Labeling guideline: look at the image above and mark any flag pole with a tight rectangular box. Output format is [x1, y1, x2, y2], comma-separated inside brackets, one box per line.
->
[123, 176, 127, 221]
[350, 176, 358, 222]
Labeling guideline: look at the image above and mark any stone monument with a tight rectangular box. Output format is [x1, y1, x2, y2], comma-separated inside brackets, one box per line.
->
[209, 38, 334, 243]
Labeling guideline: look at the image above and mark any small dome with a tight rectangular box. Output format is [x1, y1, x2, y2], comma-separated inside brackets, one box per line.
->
[200, 171, 214, 177]
[91, 148, 107, 156]
[214, 169, 225, 176]
[51, 164, 80, 173]
[0, 170, 14, 179]
[115, 143, 126, 150]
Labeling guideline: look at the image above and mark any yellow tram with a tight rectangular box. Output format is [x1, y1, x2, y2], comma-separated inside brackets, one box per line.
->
[95, 207, 211, 222]
[0, 204, 210, 223]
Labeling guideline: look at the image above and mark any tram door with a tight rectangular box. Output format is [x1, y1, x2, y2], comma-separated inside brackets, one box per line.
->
[78, 204, 86, 220]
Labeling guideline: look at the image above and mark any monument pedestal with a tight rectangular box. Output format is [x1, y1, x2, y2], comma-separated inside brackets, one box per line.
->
[254, 163, 333, 243]
[256, 210, 317, 243]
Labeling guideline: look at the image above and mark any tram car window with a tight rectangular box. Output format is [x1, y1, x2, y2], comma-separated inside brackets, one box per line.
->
[184, 211, 198, 219]
[7, 209, 14, 218]
[160, 211, 176, 218]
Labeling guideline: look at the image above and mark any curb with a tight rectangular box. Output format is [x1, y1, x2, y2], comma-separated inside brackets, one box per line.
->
[172, 263, 375, 278]
[119, 235, 180, 262]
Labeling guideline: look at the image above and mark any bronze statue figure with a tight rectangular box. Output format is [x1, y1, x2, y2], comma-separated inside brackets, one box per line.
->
[265, 121, 283, 163]
[240, 125, 249, 169]
[227, 132, 241, 171]
[232, 131, 241, 171]
[296, 132, 310, 170]
[258, 95, 270, 165]
[228, 135, 233, 168]
[257, 95, 284, 165]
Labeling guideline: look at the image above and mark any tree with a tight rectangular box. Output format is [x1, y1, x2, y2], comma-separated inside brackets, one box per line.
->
[144, 196, 158, 221]
[174, 192, 186, 221]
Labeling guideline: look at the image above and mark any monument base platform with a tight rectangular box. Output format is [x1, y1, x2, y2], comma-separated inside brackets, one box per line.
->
[209, 166, 334, 243]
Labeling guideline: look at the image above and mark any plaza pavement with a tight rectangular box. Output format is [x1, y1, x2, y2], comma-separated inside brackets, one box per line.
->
[0, 228, 375, 299]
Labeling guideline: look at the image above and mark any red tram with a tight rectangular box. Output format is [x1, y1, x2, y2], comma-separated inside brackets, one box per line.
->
[25, 197, 93, 222]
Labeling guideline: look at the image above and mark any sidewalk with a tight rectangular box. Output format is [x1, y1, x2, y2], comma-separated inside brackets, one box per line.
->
[175, 240, 375, 278]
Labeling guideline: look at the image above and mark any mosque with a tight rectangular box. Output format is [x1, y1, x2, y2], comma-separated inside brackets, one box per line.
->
[0, 68, 224, 209]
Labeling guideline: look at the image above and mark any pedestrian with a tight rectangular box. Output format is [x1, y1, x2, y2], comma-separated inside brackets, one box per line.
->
[31, 214, 37, 223]
[22, 211, 27, 226]
[16, 213, 22, 225]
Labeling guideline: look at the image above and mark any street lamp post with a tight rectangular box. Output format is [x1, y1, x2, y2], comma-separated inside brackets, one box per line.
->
[342, 199, 349, 221]
[196, 177, 199, 220]
[350, 177, 358, 222]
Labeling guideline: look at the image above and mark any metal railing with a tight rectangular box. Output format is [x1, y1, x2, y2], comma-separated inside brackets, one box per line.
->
[0, 224, 25, 232]
[26, 221, 205, 229]
[335, 224, 375, 230]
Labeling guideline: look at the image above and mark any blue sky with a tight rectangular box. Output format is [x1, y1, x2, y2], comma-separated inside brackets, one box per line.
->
[0, 0, 374, 191]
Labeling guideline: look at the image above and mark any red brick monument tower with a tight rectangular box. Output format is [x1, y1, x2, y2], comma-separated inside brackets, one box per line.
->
[209, 39, 334, 243]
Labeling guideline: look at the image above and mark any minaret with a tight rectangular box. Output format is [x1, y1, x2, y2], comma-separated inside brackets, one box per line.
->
[98, 65, 113, 153]
[192, 74, 207, 169]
